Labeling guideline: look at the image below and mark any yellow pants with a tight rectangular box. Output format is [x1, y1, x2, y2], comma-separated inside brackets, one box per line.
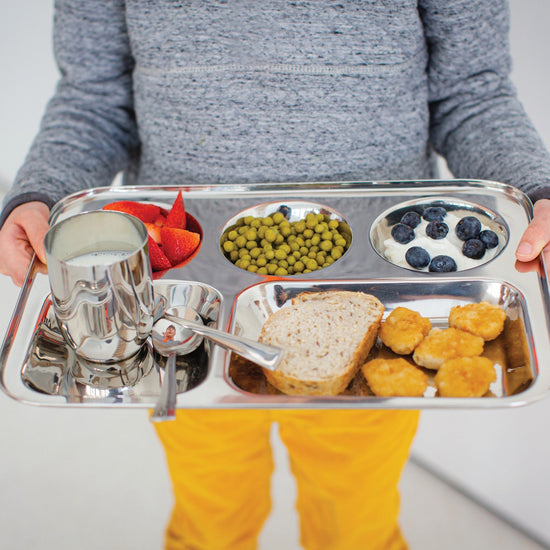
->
[154, 409, 419, 550]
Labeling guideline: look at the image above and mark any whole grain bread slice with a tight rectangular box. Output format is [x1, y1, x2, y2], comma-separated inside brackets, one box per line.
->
[258, 291, 384, 396]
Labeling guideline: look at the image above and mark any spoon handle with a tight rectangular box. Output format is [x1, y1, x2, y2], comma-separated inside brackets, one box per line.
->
[165, 314, 283, 371]
[151, 353, 177, 422]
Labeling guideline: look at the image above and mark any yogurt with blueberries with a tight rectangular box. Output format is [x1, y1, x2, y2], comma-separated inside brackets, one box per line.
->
[383, 205, 500, 272]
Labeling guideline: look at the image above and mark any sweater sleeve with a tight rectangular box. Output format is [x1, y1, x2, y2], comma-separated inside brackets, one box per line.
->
[419, 0, 550, 202]
[0, 0, 139, 227]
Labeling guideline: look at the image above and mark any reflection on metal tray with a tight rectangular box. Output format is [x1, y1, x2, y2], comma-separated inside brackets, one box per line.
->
[1, 180, 549, 409]
[228, 279, 534, 401]
[19, 281, 222, 406]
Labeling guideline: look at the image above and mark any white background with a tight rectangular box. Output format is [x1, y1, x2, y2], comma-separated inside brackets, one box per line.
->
[1, 1, 549, 548]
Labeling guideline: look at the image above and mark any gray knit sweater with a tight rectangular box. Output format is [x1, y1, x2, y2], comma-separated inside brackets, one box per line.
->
[2, 0, 550, 226]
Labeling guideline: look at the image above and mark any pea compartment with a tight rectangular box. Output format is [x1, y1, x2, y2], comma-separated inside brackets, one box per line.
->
[219, 201, 352, 276]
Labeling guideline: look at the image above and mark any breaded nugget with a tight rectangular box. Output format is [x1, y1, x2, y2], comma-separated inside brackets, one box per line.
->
[379, 307, 432, 355]
[361, 357, 428, 397]
[434, 356, 497, 397]
[412, 327, 484, 370]
[448, 300, 506, 341]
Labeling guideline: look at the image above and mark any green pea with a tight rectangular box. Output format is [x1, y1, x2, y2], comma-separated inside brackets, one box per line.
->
[272, 212, 285, 224]
[264, 228, 277, 243]
[250, 247, 262, 259]
[293, 261, 305, 272]
[320, 240, 333, 251]
[274, 249, 287, 260]
[314, 223, 325, 234]
[294, 221, 306, 233]
[335, 237, 347, 247]
[223, 240, 234, 252]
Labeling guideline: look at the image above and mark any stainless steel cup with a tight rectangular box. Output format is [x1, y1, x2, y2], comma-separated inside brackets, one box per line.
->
[44, 210, 155, 363]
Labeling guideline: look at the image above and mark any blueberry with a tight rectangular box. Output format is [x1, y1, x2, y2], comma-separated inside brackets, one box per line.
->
[429, 255, 457, 272]
[479, 229, 499, 249]
[462, 238, 486, 259]
[278, 205, 291, 220]
[455, 216, 481, 241]
[400, 211, 421, 229]
[391, 223, 415, 244]
[405, 246, 431, 269]
[425, 221, 449, 240]
[422, 206, 447, 222]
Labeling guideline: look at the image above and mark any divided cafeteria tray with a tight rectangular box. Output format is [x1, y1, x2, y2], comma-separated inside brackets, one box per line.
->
[1, 180, 549, 409]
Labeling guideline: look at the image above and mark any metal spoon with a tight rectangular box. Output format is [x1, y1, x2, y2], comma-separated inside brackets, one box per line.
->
[150, 350, 177, 422]
[149, 306, 283, 422]
[149, 307, 202, 423]
[160, 305, 283, 371]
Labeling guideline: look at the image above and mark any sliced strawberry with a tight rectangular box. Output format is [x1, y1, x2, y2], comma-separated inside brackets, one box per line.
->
[161, 227, 200, 265]
[144, 222, 162, 244]
[148, 237, 172, 271]
[165, 190, 186, 229]
[103, 201, 161, 223]
[154, 214, 167, 227]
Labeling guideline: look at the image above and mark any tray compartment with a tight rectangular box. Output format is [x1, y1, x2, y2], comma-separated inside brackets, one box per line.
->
[20, 280, 222, 405]
[219, 199, 352, 276]
[370, 196, 509, 273]
[227, 279, 534, 400]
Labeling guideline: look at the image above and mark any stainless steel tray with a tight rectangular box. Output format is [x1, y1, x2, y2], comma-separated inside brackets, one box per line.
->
[2, 180, 549, 409]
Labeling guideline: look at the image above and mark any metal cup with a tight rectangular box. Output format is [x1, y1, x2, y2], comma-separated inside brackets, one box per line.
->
[44, 210, 155, 363]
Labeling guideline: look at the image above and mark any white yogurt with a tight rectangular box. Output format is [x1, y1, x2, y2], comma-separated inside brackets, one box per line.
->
[65, 250, 132, 266]
[383, 211, 499, 271]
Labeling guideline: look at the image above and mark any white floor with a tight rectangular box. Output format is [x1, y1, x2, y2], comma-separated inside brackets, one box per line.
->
[0, 392, 548, 550]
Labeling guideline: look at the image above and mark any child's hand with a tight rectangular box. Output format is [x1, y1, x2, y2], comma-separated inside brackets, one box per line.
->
[0, 202, 50, 286]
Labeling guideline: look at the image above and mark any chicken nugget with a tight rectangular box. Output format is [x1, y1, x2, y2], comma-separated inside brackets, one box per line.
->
[448, 300, 506, 341]
[412, 327, 484, 370]
[361, 357, 428, 397]
[379, 307, 432, 355]
[434, 356, 497, 397]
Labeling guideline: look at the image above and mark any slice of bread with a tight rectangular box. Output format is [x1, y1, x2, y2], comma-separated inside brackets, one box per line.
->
[258, 291, 384, 396]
